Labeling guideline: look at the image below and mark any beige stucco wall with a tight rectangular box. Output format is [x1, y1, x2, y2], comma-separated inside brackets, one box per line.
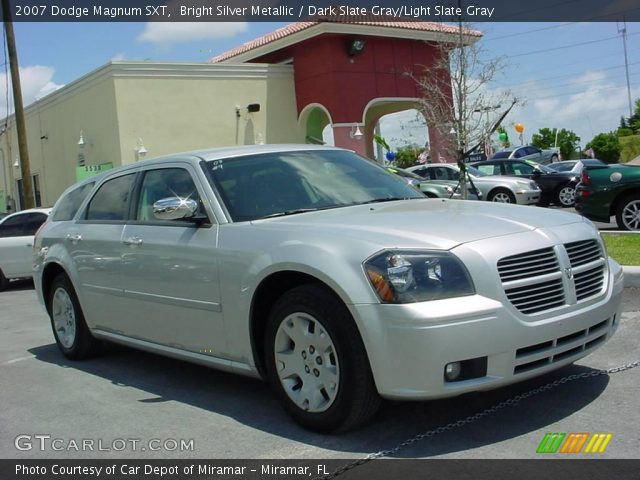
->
[0, 62, 300, 211]
[1, 67, 121, 209]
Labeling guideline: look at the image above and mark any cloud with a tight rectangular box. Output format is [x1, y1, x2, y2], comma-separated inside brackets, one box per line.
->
[0, 65, 64, 118]
[137, 22, 248, 45]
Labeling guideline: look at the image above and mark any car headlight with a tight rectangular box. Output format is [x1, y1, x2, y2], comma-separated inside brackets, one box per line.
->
[529, 181, 540, 190]
[364, 250, 475, 303]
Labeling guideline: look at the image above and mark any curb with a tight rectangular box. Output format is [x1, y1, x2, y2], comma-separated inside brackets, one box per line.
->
[623, 266, 640, 288]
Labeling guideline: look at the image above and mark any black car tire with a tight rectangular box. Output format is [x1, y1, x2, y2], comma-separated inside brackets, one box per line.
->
[0, 269, 8, 291]
[48, 273, 102, 360]
[615, 193, 640, 231]
[264, 284, 381, 433]
[556, 184, 576, 207]
[488, 188, 516, 203]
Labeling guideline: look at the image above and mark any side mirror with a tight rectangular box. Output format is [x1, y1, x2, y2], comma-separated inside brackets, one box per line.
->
[153, 197, 198, 221]
[533, 169, 542, 177]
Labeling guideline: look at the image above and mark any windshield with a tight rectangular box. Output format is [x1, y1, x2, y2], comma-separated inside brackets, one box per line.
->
[491, 151, 511, 159]
[205, 150, 423, 222]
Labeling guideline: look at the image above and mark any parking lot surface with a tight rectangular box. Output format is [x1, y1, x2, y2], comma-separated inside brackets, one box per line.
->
[1, 282, 639, 460]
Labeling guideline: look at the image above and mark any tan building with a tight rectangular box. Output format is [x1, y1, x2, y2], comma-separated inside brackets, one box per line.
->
[0, 61, 299, 211]
[0, 20, 471, 212]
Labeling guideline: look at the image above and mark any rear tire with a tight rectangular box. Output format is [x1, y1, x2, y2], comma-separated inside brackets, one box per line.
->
[264, 284, 381, 432]
[48, 273, 101, 359]
[615, 193, 640, 231]
[556, 185, 576, 207]
[488, 189, 516, 204]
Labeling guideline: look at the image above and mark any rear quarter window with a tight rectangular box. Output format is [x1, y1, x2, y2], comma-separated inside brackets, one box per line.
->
[51, 182, 95, 221]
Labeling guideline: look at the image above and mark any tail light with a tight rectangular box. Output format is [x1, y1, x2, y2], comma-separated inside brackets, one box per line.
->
[580, 170, 591, 185]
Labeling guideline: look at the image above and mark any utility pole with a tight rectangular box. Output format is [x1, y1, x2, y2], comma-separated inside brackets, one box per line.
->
[2, 0, 34, 209]
[617, 19, 633, 118]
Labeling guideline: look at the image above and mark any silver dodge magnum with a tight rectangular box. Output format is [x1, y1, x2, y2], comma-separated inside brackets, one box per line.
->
[34, 145, 624, 432]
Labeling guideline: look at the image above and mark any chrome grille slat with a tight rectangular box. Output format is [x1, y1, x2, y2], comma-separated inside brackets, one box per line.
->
[497, 239, 606, 315]
[498, 248, 564, 314]
[565, 240, 602, 267]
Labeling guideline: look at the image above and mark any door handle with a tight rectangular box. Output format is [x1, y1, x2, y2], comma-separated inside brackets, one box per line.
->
[66, 233, 82, 244]
[123, 236, 143, 246]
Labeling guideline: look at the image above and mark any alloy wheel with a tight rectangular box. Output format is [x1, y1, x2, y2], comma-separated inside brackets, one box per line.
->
[622, 199, 640, 230]
[558, 186, 575, 207]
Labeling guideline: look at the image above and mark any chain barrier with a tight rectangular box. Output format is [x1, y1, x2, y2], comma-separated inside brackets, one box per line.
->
[315, 360, 640, 480]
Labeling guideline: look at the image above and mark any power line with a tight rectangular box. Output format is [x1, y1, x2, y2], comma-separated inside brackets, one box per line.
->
[525, 82, 638, 102]
[483, 22, 577, 42]
[507, 70, 640, 97]
[504, 32, 640, 59]
[494, 60, 640, 91]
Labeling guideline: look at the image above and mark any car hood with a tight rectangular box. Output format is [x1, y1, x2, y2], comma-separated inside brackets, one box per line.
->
[250, 199, 584, 251]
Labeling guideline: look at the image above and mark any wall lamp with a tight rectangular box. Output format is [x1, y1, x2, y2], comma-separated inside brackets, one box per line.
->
[135, 138, 148, 157]
[350, 124, 364, 140]
[347, 38, 366, 57]
[235, 103, 261, 118]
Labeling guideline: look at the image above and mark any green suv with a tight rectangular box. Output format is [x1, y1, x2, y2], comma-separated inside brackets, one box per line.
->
[575, 164, 640, 230]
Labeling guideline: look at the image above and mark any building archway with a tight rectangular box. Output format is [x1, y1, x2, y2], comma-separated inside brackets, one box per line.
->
[298, 103, 333, 145]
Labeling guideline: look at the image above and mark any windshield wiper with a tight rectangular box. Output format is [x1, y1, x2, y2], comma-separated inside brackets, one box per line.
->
[261, 207, 332, 219]
[358, 197, 418, 205]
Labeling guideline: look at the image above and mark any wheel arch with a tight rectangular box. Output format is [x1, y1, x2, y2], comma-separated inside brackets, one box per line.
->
[41, 262, 73, 314]
[249, 270, 352, 378]
[610, 187, 640, 217]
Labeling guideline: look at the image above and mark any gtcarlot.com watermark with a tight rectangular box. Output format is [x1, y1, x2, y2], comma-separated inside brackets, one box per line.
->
[15, 435, 195, 453]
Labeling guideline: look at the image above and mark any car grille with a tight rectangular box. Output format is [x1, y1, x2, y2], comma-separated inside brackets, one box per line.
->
[498, 248, 565, 315]
[513, 317, 613, 375]
[497, 239, 606, 315]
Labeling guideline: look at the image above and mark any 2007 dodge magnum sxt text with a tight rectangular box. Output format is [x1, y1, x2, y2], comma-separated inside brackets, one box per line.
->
[34, 145, 624, 432]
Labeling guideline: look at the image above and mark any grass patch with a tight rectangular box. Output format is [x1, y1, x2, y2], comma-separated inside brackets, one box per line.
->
[620, 134, 640, 163]
[602, 233, 640, 265]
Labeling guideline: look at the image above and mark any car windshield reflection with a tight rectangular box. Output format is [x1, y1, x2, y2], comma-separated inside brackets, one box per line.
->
[205, 150, 424, 222]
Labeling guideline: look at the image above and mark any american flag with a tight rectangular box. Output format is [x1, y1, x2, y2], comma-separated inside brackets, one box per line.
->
[484, 141, 493, 159]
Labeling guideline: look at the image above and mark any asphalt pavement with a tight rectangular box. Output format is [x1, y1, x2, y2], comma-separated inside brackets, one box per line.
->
[0, 281, 638, 461]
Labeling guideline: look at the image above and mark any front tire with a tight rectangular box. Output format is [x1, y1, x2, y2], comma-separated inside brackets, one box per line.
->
[556, 185, 576, 207]
[264, 284, 380, 432]
[488, 189, 516, 204]
[48, 273, 101, 359]
[615, 193, 640, 231]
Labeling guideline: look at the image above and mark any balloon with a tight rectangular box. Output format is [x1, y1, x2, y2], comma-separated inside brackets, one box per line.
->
[515, 123, 525, 133]
[385, 151, 396, 161]
[499, 132, 507, 142]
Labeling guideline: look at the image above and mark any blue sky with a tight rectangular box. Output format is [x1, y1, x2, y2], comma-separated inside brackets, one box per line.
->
[6, 21, 640, 152]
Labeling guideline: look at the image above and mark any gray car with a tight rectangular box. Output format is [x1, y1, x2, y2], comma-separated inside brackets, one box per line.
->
[34, 145, 623, 432]
[491, 146, 559, 165]
[407, 163, 540, 204]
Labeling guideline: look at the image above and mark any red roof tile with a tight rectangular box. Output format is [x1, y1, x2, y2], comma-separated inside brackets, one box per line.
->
[210, 18, 481, 63]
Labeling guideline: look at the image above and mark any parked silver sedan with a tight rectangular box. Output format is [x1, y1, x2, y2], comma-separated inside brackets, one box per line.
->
[491, 145, 559, 165]
[34, 146, 623, 432]
[407, 163, 540, 204]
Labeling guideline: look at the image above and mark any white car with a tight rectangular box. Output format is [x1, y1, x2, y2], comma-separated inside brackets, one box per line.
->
[0, 208, 51, 290]
[407, 163, 541, 205]
[34, 146, 622, 432]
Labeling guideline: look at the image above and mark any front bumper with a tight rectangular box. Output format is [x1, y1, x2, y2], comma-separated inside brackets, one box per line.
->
[515, 188, 541, 205]
[350, 258, 624, 400]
